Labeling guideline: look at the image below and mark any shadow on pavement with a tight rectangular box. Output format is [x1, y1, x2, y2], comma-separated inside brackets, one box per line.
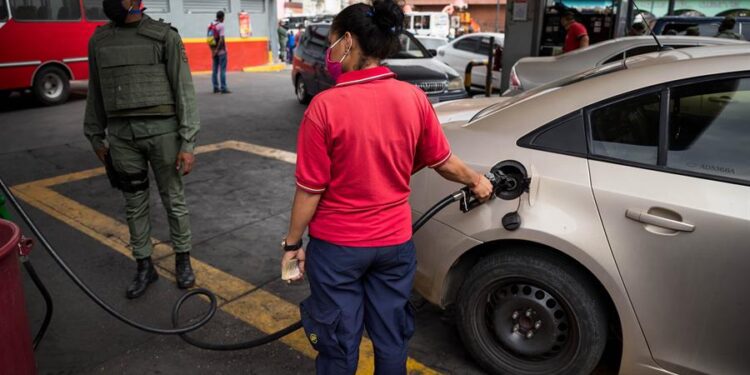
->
[0, 85, 87, 113]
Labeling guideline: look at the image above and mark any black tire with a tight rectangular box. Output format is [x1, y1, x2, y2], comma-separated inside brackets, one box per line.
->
[456, 248, 607, 375]
[33, 66, 70, 106]
[295, 75, 311, 104]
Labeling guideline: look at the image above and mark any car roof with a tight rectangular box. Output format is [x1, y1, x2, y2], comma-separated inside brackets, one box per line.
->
[556, 35, 744, 59]
[624, 43, 750, 68]
[471, 45, 750, 126]
[455, 32, 505, 40]
[656, 16, 750, 21]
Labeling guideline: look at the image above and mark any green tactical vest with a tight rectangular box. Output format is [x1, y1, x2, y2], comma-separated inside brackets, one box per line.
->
[94, 17, 176, 117]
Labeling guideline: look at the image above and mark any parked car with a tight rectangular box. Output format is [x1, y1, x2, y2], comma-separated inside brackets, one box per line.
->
[411, 45, 750, 375]
[506, 35, 746, 95]
[436, 32, 504, 91]
[652, 16, 750, 38]
[292, 23, 467, 104]
[416, 35, 449, 55]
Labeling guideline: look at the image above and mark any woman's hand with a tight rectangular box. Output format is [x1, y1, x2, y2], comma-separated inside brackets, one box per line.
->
[435, 155, 494, 202]
[281, 248, 305, 282]
[470, 174, 494, 202]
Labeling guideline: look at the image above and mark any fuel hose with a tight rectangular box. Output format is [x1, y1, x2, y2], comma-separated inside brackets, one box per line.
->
[1, 175, 471, 351]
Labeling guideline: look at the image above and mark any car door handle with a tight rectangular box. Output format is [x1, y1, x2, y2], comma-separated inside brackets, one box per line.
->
[625, 209, 695, 232]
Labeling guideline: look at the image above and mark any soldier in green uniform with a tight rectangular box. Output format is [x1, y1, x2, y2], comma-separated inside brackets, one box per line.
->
[84, 0, 199, 299]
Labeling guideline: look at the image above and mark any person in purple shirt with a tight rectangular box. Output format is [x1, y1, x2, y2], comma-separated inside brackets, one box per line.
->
[210, 11, 231, 94]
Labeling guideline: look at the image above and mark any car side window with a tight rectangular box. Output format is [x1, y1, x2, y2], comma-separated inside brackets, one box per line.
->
[306, 26, 329, 56]
[454, 37, 479, 52]
[519, 112, 587, 156]
[667, 77, 750, 182]
[0, 0, 8, 21]
[82, 0, 107, 21]
[478, 37, 500, 55]
[310, 26, 329, 46]
[589, 92, 661, 165]
[10, 0, 81, 20]
[741, 22, 750, 40]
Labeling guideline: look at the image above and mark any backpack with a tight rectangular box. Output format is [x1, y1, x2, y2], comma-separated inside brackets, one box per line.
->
[207, 21, 220, 47]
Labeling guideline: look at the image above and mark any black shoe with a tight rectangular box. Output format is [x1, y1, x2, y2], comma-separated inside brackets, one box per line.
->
[213, 88, 220, 93]
[220, 89, 232, 94]
[126, 257, 158, 299]
[175, 252, 196, 289]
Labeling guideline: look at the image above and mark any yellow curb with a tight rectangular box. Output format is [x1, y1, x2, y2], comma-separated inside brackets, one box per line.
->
[183, 37, 269, 44]
[192, 71, 213, 75]
[242, 64, 286, 73]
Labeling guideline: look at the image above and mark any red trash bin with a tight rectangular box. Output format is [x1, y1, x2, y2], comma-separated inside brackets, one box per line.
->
[0, 219, 36, 375]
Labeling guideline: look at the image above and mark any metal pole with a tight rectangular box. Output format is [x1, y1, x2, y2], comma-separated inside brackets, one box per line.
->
[486, 36, 494, 97]
[626, 0, 634, 32]
[495, 0, 500, 32]
[667, 0, 675, 15]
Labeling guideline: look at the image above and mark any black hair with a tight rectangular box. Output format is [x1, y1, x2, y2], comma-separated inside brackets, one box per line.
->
[331, 0, 405, 60]
[719, 16, 736, 32]
[216, 10, 225, 21]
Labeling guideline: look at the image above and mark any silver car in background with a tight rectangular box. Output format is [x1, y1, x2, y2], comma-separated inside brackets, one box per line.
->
[416, 35, 449, 56]
[506, 36, 747, 95]
[412, 45, 750, 375]
[436, 32, 505, 91]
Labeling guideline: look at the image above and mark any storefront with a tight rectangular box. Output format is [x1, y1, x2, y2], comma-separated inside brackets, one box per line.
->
[407, 0, 508, 34]
[143, 0, 279, 71]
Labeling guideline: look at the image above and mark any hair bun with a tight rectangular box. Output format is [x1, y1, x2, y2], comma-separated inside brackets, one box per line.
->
[372, 0, 404, 34]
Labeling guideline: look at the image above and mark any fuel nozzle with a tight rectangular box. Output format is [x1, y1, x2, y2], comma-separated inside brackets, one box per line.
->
[459, 160, 530, 213]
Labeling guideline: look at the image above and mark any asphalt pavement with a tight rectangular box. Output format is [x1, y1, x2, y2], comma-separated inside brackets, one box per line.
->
[0, 71, 487, 375]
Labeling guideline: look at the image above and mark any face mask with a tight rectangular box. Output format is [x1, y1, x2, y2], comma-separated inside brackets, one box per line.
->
[326, 36, 350, 81]
[103, 0, 137, 25]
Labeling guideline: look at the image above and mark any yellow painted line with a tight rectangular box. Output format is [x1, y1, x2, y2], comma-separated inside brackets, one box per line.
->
[183, 37, 269, 44]
[13, 141, 440, 375]
[242, 64, 286, 73]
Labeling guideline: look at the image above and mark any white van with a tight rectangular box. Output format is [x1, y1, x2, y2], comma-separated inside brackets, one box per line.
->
[405, 12, 450, 38]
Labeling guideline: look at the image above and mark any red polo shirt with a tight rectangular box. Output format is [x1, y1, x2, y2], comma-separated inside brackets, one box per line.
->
[563, 21, 588, 53]
[295, 66, 452, 247]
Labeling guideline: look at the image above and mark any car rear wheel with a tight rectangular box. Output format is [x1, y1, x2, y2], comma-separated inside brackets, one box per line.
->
[33, 66, 70, 106]
[456, 248, 607, 375]
[295, 75, 311, 104]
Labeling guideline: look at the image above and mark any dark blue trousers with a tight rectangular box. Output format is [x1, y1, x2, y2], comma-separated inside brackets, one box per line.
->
[211, 53, 227, 91]
[300, 237, 417, 375]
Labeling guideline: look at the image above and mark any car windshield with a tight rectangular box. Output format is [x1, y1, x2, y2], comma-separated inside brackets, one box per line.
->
[418, 37, 446, 50]
[470, 62, 627, 123]
[394, 33, 429, 58]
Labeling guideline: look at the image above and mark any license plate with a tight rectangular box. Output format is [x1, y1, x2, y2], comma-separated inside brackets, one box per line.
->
[428, 96, 440, 104]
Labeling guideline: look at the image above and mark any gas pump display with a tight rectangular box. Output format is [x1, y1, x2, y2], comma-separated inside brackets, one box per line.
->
[539, 1, 617, 56]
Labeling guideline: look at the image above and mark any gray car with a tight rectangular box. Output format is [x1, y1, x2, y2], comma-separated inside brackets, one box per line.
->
[506, 36, 747, 95]
[412, 45, 750, 375]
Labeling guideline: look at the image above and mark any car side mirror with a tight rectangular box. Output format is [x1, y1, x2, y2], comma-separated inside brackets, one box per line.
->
[428, 49, 437, 57]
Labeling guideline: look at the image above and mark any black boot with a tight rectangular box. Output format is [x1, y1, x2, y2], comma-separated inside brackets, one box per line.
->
[126, 257, 158, 299]
[175, 252, 196, 289]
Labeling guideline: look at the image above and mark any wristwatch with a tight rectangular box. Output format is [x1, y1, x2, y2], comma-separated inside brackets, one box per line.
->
[281, 238, 303, 252]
